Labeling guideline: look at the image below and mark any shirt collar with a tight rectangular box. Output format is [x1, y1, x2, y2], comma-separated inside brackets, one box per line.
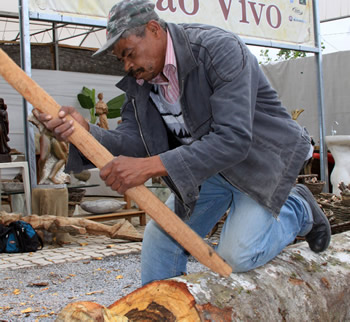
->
[137, 31, 177, 86]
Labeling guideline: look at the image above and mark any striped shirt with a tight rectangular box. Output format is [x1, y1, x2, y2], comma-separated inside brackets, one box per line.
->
[137, 31, 180, 104]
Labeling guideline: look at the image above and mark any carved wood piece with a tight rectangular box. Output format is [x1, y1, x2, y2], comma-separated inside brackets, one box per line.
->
[0, 211, 142, 241]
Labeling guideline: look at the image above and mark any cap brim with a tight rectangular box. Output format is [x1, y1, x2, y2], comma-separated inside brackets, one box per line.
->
[92, 31, 124, 57]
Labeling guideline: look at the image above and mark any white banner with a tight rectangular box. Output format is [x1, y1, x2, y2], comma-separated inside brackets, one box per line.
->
[29, 0, 316, 47]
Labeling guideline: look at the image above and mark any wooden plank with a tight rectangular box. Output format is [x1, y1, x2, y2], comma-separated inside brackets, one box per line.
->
[77, 209, 146, 225]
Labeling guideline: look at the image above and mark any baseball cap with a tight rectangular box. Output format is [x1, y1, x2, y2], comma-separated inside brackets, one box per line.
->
[93, 0, 159, 56]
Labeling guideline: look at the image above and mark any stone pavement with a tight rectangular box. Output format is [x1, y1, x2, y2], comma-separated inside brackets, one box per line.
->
[0, 234, 142, 270]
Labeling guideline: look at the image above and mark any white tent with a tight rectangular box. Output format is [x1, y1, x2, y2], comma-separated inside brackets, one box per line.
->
[319, 0, 350, 22]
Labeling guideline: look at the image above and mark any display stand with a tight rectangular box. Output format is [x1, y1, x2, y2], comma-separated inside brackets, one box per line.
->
[0, 161, 31, 215]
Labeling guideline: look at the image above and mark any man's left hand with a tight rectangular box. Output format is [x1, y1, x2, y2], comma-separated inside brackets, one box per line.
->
[99, 155, 168, 194]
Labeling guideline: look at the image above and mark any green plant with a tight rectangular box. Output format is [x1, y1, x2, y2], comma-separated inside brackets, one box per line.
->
[259, 43, 326, 65]
[106, 93, 125, 119]
[77, 86, 125, 123]
[77, 87, 97, 124]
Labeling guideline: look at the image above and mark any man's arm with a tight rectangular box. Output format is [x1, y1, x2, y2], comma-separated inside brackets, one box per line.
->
[100, 155, 168, 194]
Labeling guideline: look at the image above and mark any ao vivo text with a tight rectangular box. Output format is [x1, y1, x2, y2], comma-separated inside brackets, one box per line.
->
[156, 0, 283, 29]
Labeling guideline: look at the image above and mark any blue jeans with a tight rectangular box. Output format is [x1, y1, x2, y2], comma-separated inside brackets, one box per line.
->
[141, 174, 313, 285]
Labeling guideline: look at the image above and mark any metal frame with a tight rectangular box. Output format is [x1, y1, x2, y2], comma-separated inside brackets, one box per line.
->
[19, 0, 37, 190]
[18, 0, 328, 191]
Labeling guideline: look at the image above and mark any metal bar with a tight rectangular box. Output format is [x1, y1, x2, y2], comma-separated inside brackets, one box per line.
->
[57, 28, 104, 43]
[52, 22, 59, 70]
[313, 0, 329, 191]
[0, 11, 19, 18]
[320, 15, 350, 23]
[29, 11, 107, 27]
[242, 38, 320, 53]
[79, 27, 97, 47]
[19, 0, 36, 199]
[28, 23, 66, 37]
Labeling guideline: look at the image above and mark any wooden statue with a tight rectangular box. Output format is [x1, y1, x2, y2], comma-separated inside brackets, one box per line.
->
[95, 93, 109, 130]
[28, 110, 70, 184]
[0, 98, 11, 162]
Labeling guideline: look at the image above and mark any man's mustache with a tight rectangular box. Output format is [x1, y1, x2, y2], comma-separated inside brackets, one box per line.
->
[128, 68, 145, 78]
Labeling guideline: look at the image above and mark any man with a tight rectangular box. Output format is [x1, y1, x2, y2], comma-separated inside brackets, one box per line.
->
[37, 0, 331, 285]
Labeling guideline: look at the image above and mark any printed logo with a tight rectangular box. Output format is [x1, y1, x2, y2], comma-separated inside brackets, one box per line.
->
[292, 7, 303, 15]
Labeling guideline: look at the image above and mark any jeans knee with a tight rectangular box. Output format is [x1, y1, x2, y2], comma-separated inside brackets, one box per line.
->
[220, 248, 267, 273]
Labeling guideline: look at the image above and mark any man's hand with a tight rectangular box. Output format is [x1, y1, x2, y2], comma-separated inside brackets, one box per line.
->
[33, 106, 89, 141]
[100, 155, 168, 194]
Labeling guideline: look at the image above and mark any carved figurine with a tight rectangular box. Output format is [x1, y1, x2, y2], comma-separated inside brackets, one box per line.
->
[28, 110, 70, 184]
[0, 98, 11, 161]
[95, 92, 109, 130]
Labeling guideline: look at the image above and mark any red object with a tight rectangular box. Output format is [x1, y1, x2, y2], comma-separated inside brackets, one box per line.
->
[313, 152, 334, 164]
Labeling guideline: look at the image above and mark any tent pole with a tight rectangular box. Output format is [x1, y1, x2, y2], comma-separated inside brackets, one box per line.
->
[53, 22, 60, 70]
[313, 0, 329, 191]
[19, 0, 37, 196]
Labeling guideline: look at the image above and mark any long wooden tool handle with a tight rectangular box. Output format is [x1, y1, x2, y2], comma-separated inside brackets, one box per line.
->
[0, 48, 232, 277]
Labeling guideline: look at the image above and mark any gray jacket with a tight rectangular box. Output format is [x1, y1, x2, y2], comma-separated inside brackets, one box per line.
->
[67, 23, 311, 217]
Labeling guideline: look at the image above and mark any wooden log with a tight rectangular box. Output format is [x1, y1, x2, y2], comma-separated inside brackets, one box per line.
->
[57, 231, 350, 321]
[0, 48, 231, 277]
[0, 211, 142, 241]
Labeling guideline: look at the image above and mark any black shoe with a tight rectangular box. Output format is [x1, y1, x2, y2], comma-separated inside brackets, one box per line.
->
[292, 184, 331, 252]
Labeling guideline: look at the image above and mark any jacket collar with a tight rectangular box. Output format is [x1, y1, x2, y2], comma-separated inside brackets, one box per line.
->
[116, 23, 198, 96]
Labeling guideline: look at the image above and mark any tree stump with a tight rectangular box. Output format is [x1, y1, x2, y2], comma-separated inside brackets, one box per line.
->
[57, 231, 350, 321]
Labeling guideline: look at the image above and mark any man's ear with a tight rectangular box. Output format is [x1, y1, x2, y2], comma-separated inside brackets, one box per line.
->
[146, 20, 162, 38]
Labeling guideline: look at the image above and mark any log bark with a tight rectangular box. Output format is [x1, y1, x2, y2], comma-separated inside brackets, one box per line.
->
[0, 48, 231, 277]
[0, 211, 142, 241]
[57, 231, 350, 321]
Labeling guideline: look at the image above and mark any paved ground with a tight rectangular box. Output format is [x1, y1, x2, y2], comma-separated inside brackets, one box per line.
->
[0, 234, 143, 270]
[0, 194, 148, 271]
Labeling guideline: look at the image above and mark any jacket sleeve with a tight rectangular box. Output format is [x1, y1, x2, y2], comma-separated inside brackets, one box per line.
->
[159, 32, 260, 205]
[66, 96, 147, 173]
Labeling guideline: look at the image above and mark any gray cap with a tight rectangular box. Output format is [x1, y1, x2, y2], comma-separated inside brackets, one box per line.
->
[93, 0, 159, 56]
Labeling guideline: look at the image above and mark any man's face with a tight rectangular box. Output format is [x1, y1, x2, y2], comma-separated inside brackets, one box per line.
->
[112, 22, 166, 81]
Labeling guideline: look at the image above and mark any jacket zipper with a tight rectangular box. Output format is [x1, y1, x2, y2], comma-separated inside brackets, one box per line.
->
[132, 97, 189, 214]
[132, 98, 151, 157]
[179, 79, 193, 138]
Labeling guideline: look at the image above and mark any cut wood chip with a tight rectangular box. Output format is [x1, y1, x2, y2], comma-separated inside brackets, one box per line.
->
[28, 282, 49, 287]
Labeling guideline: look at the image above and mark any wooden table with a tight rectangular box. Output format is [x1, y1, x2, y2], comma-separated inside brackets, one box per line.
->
[74, 194, 147, 226]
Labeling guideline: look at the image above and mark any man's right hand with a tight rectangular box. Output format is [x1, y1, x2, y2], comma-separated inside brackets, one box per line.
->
[33, 106, 89, 142]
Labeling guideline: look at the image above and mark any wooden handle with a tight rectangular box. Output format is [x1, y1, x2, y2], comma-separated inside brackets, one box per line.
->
[0, 48, 232, 277]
